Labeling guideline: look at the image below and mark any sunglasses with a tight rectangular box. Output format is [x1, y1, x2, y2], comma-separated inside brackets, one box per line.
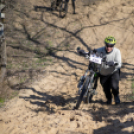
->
[106, 44, 114, 48]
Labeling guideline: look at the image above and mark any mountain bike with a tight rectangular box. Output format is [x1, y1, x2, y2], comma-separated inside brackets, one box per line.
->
[51, 0, 68, 18]
[74, 47, 118, 109]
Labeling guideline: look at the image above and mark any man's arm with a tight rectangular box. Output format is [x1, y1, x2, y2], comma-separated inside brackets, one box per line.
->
[114, 49, 122, 69]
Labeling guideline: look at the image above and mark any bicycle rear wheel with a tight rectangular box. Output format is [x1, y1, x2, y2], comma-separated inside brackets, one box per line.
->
[59, 0, 68, 18]
[75, 76, 90, 109]
[51, 0, 56, 11]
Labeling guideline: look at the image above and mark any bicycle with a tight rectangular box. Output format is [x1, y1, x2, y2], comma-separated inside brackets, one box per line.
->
[74, 47, 118, 109]
[51, 0, 68, 18]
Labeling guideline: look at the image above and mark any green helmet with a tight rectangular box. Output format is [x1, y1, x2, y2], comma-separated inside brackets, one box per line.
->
[104, 36, 116, 46]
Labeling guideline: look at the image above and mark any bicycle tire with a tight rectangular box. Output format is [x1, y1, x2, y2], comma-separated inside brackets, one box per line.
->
[87, 92, 93, 104]
[75, 76, 90, 109]
[51, 0, 56, 11]
[86, 77, 94, 104]
[59, 0, 68, 18]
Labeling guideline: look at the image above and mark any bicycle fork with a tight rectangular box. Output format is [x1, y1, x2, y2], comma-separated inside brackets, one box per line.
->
[84, 71, 95, 97]
[87, 72, 99, 96]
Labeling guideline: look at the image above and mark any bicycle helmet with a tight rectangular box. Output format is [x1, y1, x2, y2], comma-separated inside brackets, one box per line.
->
[104, 36, 116, 46]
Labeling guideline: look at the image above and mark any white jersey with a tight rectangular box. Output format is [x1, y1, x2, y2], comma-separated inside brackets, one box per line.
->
[96, 47, 122, 76]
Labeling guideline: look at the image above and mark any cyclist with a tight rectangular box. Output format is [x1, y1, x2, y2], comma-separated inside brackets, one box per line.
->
[56, 0, 76, 14]
[79, 36, 122, 105]
[96, 36, 122, 104]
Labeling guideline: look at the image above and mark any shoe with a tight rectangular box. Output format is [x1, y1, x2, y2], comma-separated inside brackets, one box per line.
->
[106, 99, 112, 105]
[114, 95, 120, 104]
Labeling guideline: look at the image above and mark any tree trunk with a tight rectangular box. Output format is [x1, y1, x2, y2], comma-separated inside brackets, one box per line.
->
[0, 23, 6, 83]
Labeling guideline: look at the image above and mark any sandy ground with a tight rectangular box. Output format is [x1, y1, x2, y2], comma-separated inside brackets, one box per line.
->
[1, 0, 134, 133]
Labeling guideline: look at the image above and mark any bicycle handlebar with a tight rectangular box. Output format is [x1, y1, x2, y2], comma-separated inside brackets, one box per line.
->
[77, 47, 118, 66]
[77, 47, 89, 57]
[77, 47, 103, 58]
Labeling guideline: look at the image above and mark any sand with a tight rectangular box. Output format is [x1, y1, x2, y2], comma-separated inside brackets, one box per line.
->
[0, 0, 134, 133]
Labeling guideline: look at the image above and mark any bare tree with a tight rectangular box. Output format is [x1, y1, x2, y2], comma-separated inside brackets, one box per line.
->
[0, 22, 6, 83]
[0, 0, 6, 83]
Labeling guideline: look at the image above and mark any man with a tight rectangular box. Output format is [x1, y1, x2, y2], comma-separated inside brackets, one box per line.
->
[97, 36, 122, 104]
[78, 36, 122, 105]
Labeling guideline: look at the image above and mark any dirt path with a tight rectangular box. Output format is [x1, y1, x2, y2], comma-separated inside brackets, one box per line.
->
[1, 0, 134, 133]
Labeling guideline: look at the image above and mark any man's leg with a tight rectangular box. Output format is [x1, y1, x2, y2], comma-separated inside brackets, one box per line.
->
[100, 75, 112, 104]
[110, 70, 120, 104]
[72, 0, 75, 14]
[56, 0, 60, 7]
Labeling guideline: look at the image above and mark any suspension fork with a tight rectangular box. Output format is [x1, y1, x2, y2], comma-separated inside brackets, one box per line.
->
[83, 69, 95, 89]
[93, 73, 99, 89]
[84, 70, 94, 90]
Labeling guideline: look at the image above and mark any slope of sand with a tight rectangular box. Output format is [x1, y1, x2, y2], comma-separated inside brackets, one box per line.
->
[1, 0, 134, 134]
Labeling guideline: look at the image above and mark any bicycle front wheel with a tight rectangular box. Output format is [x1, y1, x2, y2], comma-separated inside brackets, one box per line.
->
[75, 76, 90, 109]
[59, 0, 68, 18]
[87, 91, 93, 104]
